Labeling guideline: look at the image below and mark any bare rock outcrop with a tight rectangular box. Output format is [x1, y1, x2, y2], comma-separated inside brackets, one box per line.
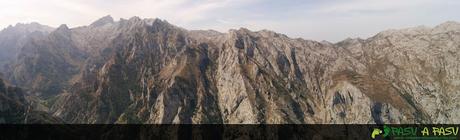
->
[1, 16, 459, 124]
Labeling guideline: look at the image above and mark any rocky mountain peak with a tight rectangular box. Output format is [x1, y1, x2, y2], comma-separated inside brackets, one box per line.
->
[228, 28, 252, 41]
[150, 18, 170, 26]
[149, 18, 181, 32]
[118, 16, 152, 30]
[231, 27, 251, 34]
[258, 29, 290, 38]
[5, 25, 13, 29]
[376, 25, 431, 37]
[51, 24, 71, 38]
[90, 15, 114, 27]
[56, 24, 70, 32]
[128, 16, 142, 22]
[0, 22, 54, 72]
[433, 21, 460, 33]
[437, 21, 460, 28]
[230, 28, 287, 39]
[376, 21, 460, 37]
[143, 18, 157, 25]
[1, 22, 53, 34]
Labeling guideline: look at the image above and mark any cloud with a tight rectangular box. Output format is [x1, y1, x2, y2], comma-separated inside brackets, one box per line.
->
[312, 0, 432, 14]
[0, 0, 259, 27]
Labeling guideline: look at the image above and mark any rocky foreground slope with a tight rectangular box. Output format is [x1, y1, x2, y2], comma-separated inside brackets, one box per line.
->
[0, 16, 459, 124]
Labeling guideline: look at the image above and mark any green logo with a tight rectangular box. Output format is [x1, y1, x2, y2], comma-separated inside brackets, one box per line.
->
[383, 125, 390, 137]
[371, 128, 383, 139]
[372, 125, 458, 139]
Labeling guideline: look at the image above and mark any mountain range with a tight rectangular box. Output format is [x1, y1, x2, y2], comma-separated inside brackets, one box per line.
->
[0, 15, 459, 124]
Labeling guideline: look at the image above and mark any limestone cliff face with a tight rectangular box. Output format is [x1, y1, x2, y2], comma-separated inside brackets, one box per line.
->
[333, 22, 460, 123]
[1, 16, 459, 124]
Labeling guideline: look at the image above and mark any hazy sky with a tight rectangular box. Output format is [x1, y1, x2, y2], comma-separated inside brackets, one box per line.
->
[1, 0, 459, 42]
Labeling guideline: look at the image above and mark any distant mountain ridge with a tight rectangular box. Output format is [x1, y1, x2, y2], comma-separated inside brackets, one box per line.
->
[0, 22, 53, 71]
[0, 16, 459, 124]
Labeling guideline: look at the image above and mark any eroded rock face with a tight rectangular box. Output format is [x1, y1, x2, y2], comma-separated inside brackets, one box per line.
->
[1, 16, 459, 124]
[335, 22, 460, 123]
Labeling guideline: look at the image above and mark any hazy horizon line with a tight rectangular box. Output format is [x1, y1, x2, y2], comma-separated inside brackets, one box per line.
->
[2, 15, 458, 43]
